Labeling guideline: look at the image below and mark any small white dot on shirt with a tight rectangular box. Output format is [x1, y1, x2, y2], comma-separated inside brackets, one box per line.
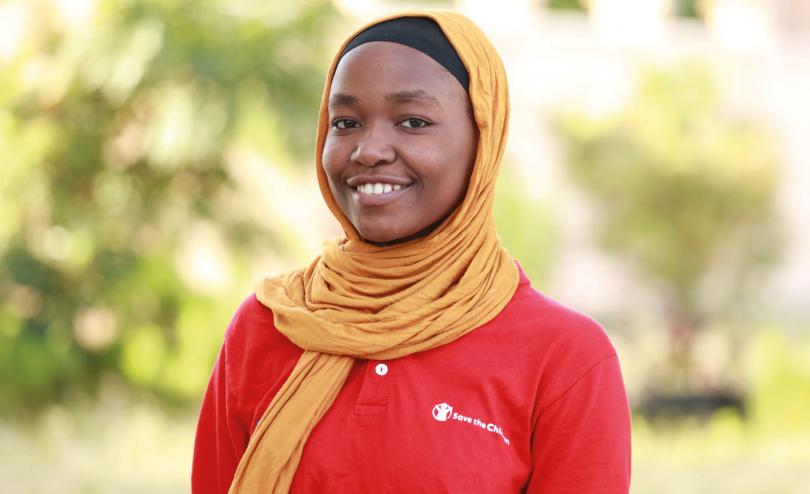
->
[375, 363, 388, 376]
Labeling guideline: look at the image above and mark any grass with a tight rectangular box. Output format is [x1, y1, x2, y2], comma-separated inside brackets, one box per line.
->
[0, 389, 194, 494]
[631, 413, 810, 493]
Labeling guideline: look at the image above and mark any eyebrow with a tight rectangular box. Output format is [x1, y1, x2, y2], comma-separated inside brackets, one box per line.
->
[385, 90, 440, 107]
[329, 93, 358, 107]
[328, 90, 441, 108]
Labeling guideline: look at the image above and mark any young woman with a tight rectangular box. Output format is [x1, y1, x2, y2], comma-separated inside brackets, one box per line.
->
[192, 10, 631, 494]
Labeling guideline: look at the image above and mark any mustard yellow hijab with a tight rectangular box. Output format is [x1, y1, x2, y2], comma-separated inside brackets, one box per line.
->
[228, 10, 518, 493]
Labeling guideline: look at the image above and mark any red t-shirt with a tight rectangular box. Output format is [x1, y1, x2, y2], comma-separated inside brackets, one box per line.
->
[192, 265, 631, 493]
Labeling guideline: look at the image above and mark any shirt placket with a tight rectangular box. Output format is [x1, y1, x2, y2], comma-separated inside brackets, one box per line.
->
[353, 360, 392, 418]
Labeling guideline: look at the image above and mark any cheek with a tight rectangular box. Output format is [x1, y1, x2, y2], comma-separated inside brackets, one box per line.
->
[321, 141, 351, 213]
[449, 123, 477, 184]
[439, 131, 476, 185]
[321, 139, 344, 185]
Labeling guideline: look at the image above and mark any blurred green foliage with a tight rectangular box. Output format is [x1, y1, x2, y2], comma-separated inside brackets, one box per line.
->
[555, 64, 781, 382]
[544, 0, 701, 17]
[746, 329, 810, 434]
[494, 169, 560, 287]
[0, 0, 338, 414]
[547, 0, 585, 12]
[674, 0, 701, 19]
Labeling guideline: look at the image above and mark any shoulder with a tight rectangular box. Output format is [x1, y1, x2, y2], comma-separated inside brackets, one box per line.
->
[222, 294, 303, 400]
[224, 294, 287, 350]
[487, 282, 621, 411]
[497, 282, 617, 360]
[223, 292, 303, 357]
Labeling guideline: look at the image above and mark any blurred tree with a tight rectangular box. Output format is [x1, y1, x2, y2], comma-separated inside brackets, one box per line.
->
[0, 0, 338, 414]
[554, 64, 781, 388]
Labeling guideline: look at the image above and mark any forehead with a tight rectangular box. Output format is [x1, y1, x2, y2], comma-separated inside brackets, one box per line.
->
[330, 41, 459, 95]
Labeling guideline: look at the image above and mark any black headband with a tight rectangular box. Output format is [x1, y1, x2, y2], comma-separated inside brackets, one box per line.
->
[338, 17, 470, 92]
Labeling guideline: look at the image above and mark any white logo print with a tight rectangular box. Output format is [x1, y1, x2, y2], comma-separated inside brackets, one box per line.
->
[431, 402, 511, 446]
[432, 403, 454, 421]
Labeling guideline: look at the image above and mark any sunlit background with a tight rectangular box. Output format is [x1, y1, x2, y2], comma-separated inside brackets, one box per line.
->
[1, 0, 809, 492]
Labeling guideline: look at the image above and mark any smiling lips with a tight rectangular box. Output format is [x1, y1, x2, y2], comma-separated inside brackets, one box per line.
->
[346, 176, 413, 206]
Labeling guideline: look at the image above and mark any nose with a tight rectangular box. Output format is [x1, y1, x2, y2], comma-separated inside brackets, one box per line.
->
[351, 123, 396, 167]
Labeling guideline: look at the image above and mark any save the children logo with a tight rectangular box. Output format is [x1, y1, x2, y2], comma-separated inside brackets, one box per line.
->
[431, 402, 511, 446]
[432, 403, 454, 421]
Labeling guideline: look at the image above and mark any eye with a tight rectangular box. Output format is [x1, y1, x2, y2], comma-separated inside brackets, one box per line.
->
[400, 117, 430, 129]
[332, 118, 359, 130]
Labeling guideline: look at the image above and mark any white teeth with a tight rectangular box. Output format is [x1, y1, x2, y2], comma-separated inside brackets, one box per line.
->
[356, 182, 406, 195]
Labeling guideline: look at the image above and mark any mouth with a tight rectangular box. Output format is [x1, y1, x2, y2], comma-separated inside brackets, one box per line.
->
[353, 182, 405, 195]
[346, 176, 414, 206]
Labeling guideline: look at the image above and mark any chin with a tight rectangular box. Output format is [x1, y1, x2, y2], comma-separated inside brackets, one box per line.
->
[355, 223, 415, 246]
[359, 230, 404, 245]
[351, 214, 447, 247]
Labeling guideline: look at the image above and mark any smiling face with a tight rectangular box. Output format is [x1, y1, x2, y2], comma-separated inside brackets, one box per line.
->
[322, 41, 478, 245]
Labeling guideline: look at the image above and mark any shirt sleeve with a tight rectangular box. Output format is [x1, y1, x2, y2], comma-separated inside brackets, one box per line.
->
[191, 328, 250, 494]
[525, 355, 632, 494]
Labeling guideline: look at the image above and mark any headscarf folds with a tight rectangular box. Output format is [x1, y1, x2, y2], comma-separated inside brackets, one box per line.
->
[228, 10, 518, 493]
